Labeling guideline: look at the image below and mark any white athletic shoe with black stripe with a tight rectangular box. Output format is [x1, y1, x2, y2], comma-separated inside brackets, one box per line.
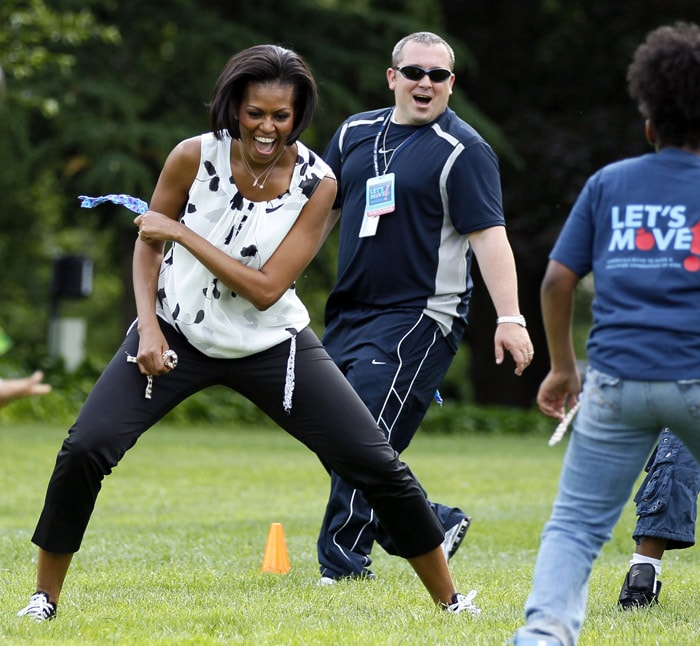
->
[17, 592, 56, 621]
[442, 516, 471, 560]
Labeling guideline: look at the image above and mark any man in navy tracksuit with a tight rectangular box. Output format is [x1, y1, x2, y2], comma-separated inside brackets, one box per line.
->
[317, 31, 533, 583]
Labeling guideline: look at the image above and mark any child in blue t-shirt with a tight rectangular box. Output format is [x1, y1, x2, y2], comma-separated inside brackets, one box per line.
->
[515, 22, 700, 646]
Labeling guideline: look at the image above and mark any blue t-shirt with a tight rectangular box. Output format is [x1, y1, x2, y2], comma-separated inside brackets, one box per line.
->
[551, 148, 700, 379]
[324, 107, 505, 349]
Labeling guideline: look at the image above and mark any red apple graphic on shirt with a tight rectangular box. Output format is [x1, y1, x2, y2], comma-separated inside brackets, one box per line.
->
[635, 227, 654, 251]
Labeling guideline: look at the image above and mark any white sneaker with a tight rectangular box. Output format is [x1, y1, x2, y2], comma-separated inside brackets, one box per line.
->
[17, 592, 56, 621]
[442, 590, 481, 615]
[442, 517, 471, 560]
[317, 570, 376, 586]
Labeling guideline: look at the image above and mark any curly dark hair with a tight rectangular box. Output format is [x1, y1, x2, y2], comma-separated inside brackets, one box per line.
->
[627, 22, 700, 148]
[209, 44, 317, 144]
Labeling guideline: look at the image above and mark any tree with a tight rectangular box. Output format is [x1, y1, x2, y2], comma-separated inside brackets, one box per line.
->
[0, 0, 120, 364]
[1, 0, 498, 372]
[441, 0, 700, 406]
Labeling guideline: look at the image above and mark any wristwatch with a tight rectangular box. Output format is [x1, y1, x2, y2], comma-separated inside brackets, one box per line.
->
[496, 315, 527, 328]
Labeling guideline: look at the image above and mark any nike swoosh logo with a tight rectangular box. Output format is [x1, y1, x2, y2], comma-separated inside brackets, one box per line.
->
[371, 359, 387, 365]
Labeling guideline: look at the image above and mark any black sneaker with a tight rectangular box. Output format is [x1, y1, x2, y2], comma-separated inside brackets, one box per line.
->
[442, 517, 471, 561]
[17, 591, 57, 621]
[618, 563, 661, 609]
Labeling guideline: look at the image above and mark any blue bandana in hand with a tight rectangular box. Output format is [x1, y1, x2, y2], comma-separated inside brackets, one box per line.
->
[78, 194, 149, 214]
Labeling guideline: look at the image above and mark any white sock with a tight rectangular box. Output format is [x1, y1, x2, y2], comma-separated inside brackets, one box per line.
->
[630, 553, 662, 577]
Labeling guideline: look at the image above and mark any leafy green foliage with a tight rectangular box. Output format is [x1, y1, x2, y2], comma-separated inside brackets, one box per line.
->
[4, 1, 691, 408]
[0, 0, 510, 410]
[0, 0, 120, 113]
[2, 0, 496, 374]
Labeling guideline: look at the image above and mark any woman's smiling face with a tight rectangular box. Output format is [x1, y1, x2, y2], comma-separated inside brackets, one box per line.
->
[237, 82, 296, 163]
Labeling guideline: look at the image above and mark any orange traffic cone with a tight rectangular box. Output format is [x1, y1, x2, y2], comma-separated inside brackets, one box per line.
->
[261, 522, 291, 573]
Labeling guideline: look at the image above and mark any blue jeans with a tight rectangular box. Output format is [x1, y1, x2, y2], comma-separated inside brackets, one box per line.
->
[516, 368, 700, 646]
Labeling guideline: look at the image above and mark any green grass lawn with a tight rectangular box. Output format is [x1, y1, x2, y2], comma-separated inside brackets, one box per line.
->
[0, 421, 698, 645]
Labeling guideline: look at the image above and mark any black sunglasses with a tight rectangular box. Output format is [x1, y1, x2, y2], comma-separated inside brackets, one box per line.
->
[394, 65, 452, 83]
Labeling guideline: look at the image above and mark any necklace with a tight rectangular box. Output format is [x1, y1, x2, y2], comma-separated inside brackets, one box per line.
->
[377, 110, 422, 175]
[380, 119, 395, 173]
[238, 141, 285, 189]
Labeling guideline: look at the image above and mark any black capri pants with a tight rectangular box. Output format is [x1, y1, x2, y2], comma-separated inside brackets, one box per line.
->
[32, 320, 444, 557]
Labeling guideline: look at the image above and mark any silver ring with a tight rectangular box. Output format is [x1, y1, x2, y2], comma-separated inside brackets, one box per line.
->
[527, 351, 534, 357]
[162, 349, 178, 370]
